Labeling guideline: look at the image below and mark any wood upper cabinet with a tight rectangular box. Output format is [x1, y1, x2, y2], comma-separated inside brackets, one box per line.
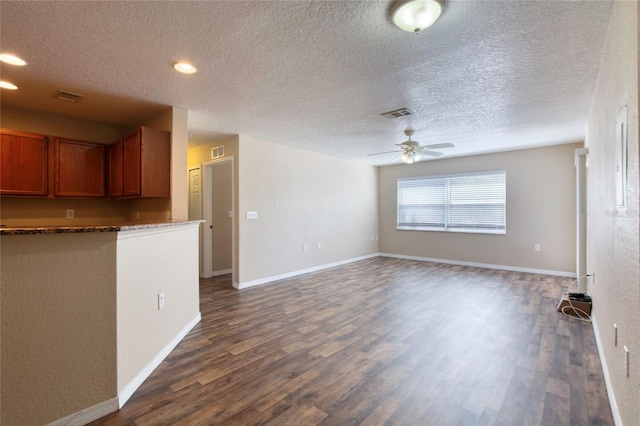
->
[108, 139, 123, 198]
[0, 129, 48, 196]
[54, 138, 106, 197]
[112, 126, 170, 198]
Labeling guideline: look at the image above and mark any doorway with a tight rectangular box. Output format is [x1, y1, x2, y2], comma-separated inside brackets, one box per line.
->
[201, 157, 234, 281]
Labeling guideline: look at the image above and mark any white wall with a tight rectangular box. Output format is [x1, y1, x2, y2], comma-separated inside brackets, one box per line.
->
[379, 143, 579, 275]
[116, 224, 200, 403]
[585, 1, 639, 424]
[237, 135, 378, 285]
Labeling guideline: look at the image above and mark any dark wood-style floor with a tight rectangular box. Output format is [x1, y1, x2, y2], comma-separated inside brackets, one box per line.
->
[92, 257, 613, 425]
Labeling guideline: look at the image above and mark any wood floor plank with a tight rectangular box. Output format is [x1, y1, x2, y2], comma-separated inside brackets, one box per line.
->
[90, 258, 613, 425]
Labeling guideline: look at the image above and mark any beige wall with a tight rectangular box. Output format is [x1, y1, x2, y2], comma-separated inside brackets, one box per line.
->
[1, 233, 117, 425]
[116, 224, 200, 400]
[585, 1, 639, 424]
[0, 107, 184, 225]
[0, 224, 200, 424]
[188, 136, 240, 280]
[0, 198, 129, 227]
[211, 161, 233, 271]
[188, 135, 240, 168]
[379, 143, 579, 274]
[1, 107, 127, 143]
[237, 135, 379, 284]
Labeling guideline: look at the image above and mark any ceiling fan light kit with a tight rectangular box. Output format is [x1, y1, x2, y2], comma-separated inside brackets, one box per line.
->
[392, 0, 444, 34]
[368, 129, 454, 164]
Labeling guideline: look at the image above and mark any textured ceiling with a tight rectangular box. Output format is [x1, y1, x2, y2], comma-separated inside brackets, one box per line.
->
[0, 1, 612, 165]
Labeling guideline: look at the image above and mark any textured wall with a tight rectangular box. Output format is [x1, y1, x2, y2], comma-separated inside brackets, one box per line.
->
[1, 233, 117, 425]
[585, 1, 639, 424]
[379, 143, 580, 274]
[116, 225, 200, 396]
[237, 135, 379, 284]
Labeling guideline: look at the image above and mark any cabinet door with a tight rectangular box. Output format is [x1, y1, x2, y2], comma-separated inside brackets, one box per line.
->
[55, 139, 105, 197]
[123, 129, 141, 196]
[139, 126, 170, 197]
[0, 130, 48, 196]
[108, 139, 123, 197]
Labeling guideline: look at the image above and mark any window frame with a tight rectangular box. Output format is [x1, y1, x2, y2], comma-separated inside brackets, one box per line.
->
[396, 171, 507, 235]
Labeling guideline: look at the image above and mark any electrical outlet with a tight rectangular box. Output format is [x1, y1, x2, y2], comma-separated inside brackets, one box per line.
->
[534, 243, 541, 252]
[371, 235, 375, 241]
[317, 242, 321, 250]
[614, 323, 618, 346]
[158, 292, 165, 310]
[66, 209, 74, 219]
[303, 244, 308, 252]
[624, 346, 629, 377]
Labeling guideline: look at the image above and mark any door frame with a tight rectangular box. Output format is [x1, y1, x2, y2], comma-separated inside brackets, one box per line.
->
[201, 156, 235, 281]
[187, 166, 203, 275]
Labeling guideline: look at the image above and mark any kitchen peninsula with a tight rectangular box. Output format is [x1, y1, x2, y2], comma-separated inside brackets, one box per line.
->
[1, 220, 201, 425]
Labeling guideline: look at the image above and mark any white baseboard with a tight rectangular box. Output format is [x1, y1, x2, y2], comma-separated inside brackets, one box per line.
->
[379, 253, 576, 278]
[47, 397, 119, 426]
[118, 313, 202, 408]
[213, 268, 232, 276]
[234, 253, 379, 289]
[591, 315, 622, 426]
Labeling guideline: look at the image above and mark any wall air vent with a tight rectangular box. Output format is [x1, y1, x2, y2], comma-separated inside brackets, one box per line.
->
[54, 90, 83, 103]
[380, 107, 413, 119]
[211, 146, 224, 159]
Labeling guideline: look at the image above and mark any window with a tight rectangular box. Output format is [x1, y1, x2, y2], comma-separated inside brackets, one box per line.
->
[397, 171, 506, 234]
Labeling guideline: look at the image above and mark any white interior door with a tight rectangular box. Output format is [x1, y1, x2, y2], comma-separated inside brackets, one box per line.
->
[188, 167, 202, 275]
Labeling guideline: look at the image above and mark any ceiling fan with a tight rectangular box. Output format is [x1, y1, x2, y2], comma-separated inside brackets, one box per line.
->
[368, 129, 454, 164]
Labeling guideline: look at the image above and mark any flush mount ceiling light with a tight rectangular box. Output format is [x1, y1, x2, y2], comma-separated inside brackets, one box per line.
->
[173, 61, 197, 74]
[392, 0, 443, 34]
[0, 53, 27, 66]
[0, 81, 18, 90]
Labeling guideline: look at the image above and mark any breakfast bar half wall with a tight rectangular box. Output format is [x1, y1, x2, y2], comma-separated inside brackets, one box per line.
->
[0, 221, 201, 425]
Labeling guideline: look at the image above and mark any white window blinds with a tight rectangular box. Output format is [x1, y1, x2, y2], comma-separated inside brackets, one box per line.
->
[397, 171, 506, 234]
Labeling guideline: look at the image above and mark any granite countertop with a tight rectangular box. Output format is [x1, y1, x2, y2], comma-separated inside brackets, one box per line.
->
[0, 220, 203, 235]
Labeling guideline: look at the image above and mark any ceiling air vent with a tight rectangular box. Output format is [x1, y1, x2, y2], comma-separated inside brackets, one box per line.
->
[211, 146, 224, 159]
[380, 107, 413, 119]
[54, 90, 83, 103]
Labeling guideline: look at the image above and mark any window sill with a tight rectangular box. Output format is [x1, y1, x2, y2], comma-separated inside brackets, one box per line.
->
[397, 227, 506, 235]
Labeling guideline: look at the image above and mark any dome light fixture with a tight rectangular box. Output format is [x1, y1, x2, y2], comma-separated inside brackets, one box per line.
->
[173, 61, 197, 74]
[392, 0, 443, 34]
[0, 53, 27, 66]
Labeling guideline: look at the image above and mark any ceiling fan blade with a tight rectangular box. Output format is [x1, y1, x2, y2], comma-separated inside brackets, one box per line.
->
[421, 143, 454, 149]
[420, 150, 445, 157]
[367, 150, 402, 156]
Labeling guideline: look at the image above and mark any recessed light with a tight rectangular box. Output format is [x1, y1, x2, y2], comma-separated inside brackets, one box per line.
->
[173, 62, 197, 74]
[0, 81, 18, 90]
[0, 53, 27, 66]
